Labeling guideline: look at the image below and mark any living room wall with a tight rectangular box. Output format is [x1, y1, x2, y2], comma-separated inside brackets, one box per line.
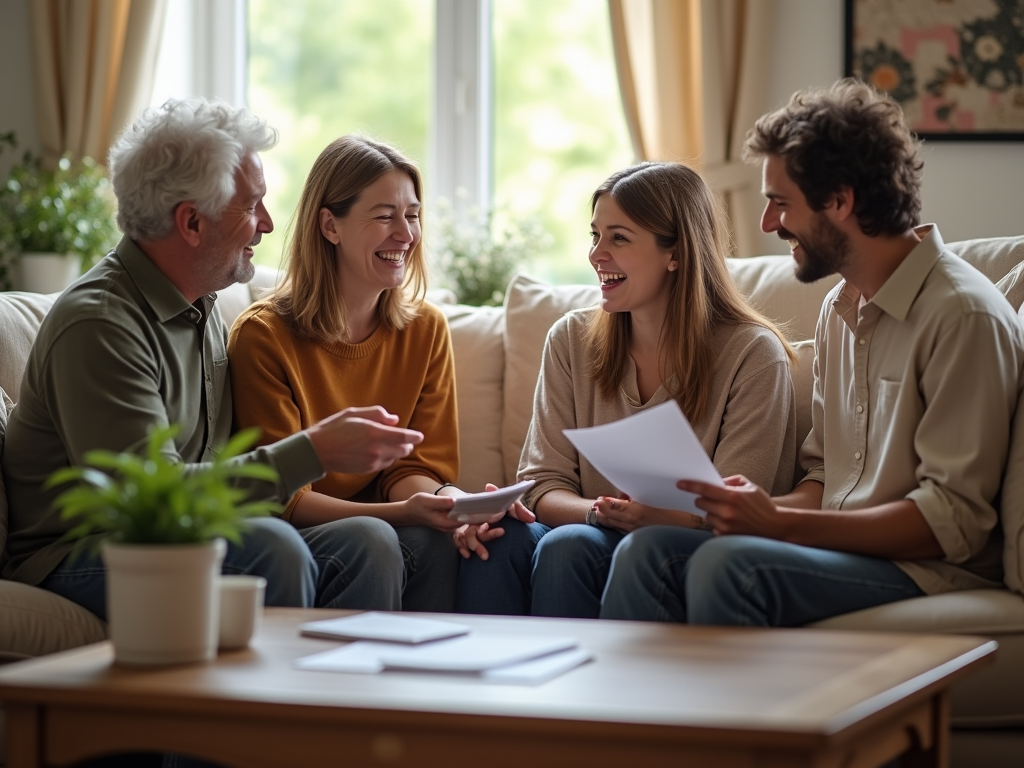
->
[1, 0, 1021, 256]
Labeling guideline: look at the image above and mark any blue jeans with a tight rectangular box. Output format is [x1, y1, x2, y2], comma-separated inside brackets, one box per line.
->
[42, 516, 459, 621]
[531, 523, 631, 618]
[600, 528, 924, 626]
[455, 517, 550, 615]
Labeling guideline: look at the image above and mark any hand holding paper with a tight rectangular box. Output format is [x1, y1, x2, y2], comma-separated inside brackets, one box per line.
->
[563, 401, 723, 516]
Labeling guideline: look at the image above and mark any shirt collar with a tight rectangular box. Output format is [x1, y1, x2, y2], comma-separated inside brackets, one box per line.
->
[870, 224, 943, 322]
[831, 224, 944, 330]
[116, 236, 214, 325]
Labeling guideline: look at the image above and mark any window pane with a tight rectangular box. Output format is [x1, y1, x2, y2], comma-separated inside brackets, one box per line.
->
[247, 0, 434, 268]
[493, 0, 632, 284]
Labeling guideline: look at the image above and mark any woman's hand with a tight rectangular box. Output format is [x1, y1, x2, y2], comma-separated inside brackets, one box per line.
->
[593, 494, 707, 533]
[452, 482, 536, 560]
[402, 492, 460, 532]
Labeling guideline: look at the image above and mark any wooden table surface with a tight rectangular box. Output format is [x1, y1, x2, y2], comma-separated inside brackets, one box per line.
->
[0, 609, 997, 768]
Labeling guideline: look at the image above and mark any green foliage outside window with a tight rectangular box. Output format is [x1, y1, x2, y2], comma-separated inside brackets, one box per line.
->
[246, 0, 631, 287]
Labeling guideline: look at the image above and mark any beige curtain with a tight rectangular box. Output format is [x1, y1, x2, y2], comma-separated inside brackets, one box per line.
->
[609, 0, 777, 256]
[29, 0, 167, 168]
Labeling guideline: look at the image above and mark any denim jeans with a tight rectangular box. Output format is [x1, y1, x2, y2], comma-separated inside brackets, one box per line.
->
[531, 523, 629, 618]
[600, 528, 924, 626]
[42, 516, 459, 620]
[455, 517, 550, 615]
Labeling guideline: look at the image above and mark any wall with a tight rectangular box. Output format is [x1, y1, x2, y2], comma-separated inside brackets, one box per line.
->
[0, 0, 39, 178]
[1, 0, 1021, 251]
[753, 0, 1024, 254]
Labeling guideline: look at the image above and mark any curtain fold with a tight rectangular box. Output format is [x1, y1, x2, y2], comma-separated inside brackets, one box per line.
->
[609, 0, 777, 256]
[29, 0, 167, 168]
[609, 0, 703, 164]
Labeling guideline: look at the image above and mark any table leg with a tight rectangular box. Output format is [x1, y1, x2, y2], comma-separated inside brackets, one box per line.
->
[901, 691, 950, 768]
[5, 704, 43, 768]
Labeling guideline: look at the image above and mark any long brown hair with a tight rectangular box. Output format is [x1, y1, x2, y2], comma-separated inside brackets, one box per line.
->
[584, 162, 794, 422]
[268, 136, 427, 342]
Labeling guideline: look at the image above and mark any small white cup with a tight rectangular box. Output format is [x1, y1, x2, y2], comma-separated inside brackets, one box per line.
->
[218, 575, 266, 651]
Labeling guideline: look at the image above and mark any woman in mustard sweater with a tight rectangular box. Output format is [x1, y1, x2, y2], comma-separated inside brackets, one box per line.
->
[228, 136, 488, 612]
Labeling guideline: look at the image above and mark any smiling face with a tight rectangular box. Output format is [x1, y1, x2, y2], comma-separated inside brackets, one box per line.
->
[760, 153, 849, 284]
[198, 152, 273, 291]
[589, 194, 677, 318]
[321, 169, 421, 302]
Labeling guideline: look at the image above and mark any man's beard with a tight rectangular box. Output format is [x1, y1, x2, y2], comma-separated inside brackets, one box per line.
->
[198, 238, 256, 294]
[790, 214, 850, 284]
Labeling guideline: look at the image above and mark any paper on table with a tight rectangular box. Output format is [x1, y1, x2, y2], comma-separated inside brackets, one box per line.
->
[295, 633, 581, 678]
[299, 612, 470, 644]
[563, 400, 723, 516]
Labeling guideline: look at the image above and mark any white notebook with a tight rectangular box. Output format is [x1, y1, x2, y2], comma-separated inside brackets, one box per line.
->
[299, 612, 470, 644]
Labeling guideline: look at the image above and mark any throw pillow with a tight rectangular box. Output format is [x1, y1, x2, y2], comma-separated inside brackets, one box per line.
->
[501, 275, 600, 485]
[441, 304, 506, 490]
[0, 387, 11, 566]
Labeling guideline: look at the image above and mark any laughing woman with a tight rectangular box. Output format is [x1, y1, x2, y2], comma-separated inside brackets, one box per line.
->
[456, 161, 798, 617]
[228, 136, 463, 612]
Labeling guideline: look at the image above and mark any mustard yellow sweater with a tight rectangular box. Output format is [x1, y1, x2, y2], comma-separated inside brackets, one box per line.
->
[227, 300, 459, 519]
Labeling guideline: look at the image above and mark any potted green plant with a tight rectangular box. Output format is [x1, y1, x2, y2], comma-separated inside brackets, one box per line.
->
[0, 132, 119, 293]
[47, 424, 281, 666]
[430, 198, 552, 306]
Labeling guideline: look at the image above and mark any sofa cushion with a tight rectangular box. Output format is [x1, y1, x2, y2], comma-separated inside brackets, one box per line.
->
[811, 589, 1024, 728]
[441, 304, 506, 492]
[0, 291, 58, 401]
[0, 387, 10, 568]
[501, 275, 600, 485]
[727, 256, 839, 342]
[948, 235, 1024, 287]
[0, 580, 107, 664]
[790, 340, 815, 487]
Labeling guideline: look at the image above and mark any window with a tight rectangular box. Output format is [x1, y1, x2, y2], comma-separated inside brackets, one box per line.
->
[155, 0, 631, 284]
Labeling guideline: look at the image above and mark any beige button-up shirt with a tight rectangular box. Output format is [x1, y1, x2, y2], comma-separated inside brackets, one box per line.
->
[801, 225, 1024, 594]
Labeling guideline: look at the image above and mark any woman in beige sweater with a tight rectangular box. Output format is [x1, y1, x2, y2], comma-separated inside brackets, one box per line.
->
[456, 162, 796, 617]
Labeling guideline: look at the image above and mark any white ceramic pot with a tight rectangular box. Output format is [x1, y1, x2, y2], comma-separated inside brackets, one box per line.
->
[102, 538, 226, 667]
[15, 252, 80, 294]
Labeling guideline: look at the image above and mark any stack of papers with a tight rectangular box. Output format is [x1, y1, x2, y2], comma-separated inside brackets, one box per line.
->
[296, 613, 590, 685]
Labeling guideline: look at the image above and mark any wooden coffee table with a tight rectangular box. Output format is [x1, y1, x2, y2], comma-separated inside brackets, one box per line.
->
[0, 608, 995, 768]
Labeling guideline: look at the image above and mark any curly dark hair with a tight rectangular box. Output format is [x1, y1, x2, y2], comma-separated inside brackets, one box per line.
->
[743, 78, 923, 237]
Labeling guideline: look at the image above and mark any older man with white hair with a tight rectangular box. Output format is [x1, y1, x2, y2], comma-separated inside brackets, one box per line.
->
[2, 98, 424, 619]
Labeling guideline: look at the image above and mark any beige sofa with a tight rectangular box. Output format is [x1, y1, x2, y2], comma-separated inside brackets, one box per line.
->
[2, 235, 1024, 766]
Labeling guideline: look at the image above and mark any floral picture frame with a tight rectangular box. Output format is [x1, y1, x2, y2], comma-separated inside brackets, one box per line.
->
[844, 0, 1024, 140]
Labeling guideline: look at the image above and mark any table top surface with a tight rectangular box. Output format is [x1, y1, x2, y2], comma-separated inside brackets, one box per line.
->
[0, 609, 996, 746]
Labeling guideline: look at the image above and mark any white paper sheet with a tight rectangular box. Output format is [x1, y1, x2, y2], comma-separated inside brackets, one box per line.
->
[295, 633, 583, 681]
[447, 480, 536, 523]
[563, 400, 723, 516]
[299, 612, 470, 644]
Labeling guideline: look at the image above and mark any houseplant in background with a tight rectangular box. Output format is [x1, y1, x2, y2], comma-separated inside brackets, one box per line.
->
[47, 424, 281, 666]
[0, 132, 119, 293]
[430, 197, 552, 306]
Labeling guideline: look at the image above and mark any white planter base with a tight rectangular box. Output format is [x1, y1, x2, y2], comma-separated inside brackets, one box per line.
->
[102, 539, 226, 667]
[15, 252, 80, 294]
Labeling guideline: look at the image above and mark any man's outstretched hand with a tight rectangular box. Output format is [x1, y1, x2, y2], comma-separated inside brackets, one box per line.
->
[307, 406, 423, 475]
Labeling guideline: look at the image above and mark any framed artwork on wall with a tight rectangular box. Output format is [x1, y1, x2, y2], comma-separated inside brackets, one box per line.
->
[844, 0, 1024, 140]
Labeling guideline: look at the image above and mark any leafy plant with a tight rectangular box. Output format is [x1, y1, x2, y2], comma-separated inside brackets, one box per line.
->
[430, 197, 552, 306]
[47, 425, 282, 549]
[0, 131, 119, 288]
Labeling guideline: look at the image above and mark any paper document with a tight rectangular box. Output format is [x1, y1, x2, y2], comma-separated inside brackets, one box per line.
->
[447, 480, 535, 524]
[295, 633, 588, 684]
[299, 612, 470, 644]
[563, 400, 723, 516]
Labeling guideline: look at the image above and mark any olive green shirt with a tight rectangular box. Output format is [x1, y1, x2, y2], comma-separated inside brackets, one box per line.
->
[2, 238, 324, 586]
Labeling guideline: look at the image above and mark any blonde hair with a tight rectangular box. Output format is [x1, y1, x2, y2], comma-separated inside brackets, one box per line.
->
[268, 136, 427, 342]
[584, 162, 794, 423]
